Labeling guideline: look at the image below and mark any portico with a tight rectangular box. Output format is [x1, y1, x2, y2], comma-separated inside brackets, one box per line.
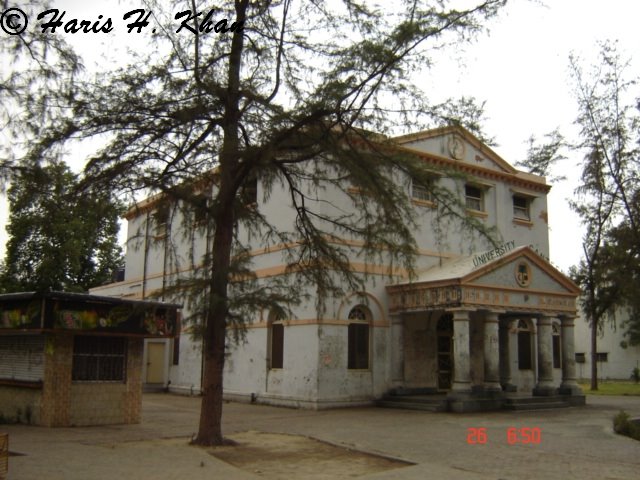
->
[386, 246, 584, 411]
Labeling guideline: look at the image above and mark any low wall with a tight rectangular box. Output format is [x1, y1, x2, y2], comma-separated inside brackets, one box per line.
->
[0, 384, 42, 425]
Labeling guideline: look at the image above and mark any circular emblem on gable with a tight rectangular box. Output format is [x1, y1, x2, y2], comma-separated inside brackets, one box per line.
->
[515, 261, 531, 288]
[448, 136, 465, 160]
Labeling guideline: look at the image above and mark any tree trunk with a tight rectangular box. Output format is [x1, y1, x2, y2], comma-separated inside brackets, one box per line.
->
[590, 317, 598, 391]
[192, 0, 249, 446]
[193, 205, 234, 446]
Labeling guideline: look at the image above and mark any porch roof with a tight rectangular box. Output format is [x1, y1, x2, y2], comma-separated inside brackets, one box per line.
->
[386, 245, 580, 316]
[0, 291, 181, 337]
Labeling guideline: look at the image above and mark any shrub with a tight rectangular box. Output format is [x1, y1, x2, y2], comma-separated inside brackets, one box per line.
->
[613, 410, 640, 441]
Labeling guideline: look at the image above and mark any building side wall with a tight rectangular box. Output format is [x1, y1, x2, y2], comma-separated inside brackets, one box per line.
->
[40, 334, 73, 427]
[0, 386, 42, 424]
[69, 338, 144, 426]
[574, 314, 640, 380]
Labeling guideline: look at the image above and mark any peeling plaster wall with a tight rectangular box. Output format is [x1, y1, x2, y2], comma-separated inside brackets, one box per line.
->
[403, 313, 437, 389]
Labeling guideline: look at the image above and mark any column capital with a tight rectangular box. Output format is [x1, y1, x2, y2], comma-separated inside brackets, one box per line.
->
[559, 315, 578, 325]
[536, 315, 554, 326]
[448, 308, 474, 320]
[483, 310, 505, 322]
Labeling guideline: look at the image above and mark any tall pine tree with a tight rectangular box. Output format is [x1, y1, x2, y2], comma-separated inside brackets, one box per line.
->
[10, 0, 508, 444]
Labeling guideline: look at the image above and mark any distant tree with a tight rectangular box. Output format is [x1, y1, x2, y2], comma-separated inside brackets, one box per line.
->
[0, 161, 123, 293]
[12, 0, 508, 445]
[515, 128, 567, 183]
[568, 41, 639, 390]
[0, 0, 81, 183]
[606, 202, 640, 347]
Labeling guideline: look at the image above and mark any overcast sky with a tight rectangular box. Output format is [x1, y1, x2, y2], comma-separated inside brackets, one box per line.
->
[1, 0, 639, 274]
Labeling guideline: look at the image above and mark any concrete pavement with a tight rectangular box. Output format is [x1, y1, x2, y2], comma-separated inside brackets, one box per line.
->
[3, 393, 640, 479]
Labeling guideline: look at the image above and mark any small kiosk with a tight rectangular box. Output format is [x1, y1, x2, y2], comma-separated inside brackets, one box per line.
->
[0, 291, 179, 427]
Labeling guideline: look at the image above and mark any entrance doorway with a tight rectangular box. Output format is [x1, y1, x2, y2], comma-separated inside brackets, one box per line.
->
[437, 314, 453, 390]
[145, 341, 165, 384]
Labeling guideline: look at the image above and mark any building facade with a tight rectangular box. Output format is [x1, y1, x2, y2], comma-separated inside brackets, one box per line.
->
[0, 292, 178, 426]
[574, 309, 640, 381]
[92, 126, 584, 410]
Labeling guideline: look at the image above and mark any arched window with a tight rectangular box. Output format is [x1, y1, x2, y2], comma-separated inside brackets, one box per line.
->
[517, 320, 532, 370]
[268, 310, 284, 369]
[552, 323, 561, 369]
[347, 306, 370, 370]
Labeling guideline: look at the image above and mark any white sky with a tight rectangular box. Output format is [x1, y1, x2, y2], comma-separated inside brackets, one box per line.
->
[1, 0, 639, 274]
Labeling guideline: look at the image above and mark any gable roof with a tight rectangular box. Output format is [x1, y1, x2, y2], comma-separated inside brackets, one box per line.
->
[387, 245, 579, 315]
[392, 125, 549, 193]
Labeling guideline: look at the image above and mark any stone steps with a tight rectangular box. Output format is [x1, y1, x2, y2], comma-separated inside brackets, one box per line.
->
[502, 396, 571, 411]
[376, 395, 448, 412]
[377, 392, 579, 412]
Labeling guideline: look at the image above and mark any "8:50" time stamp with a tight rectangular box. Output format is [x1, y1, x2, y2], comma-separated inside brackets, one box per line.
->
[467, 427, 542, 445]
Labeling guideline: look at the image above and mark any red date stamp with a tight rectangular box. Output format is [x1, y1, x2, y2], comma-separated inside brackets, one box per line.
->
[467, 427, 542, 445]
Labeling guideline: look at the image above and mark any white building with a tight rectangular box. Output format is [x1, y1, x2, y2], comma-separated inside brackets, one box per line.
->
[574, 310, 640, 381]
[92, 126, 585, 411]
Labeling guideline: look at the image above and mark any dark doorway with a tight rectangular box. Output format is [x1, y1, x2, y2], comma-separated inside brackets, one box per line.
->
[437, 314, 453, 390]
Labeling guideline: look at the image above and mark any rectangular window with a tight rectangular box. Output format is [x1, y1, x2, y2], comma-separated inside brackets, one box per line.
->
[172, 314, 181, 365]
[348, 323, 369, 369]
[517, 331, 532, 370]
[270, 323, 284, 369]
[465, 184, 483, 211]
[152, 208, 169, 237]
[513, 195, 531, 220]
[0, 336, 45, 383]
[552, 335, 561, 368]
[575, 352, 586, 363]
[72, 336, 126, 382]
[240, 176, 258, 206]
[596, 352, 608, 362]
[411, 180, 434, 203]
[193, 195, 209, 226]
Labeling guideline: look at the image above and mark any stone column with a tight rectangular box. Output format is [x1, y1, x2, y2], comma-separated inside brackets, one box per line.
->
[483, 311, 502, 393]
[534, 316, 556, 396]
[450, 309, 472, 395]
[390, 313, 404, 387]
[559, 316, 583, 396]
[499, 319, 517, 392]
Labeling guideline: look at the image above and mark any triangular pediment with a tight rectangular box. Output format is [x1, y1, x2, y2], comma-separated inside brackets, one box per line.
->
[462, 246, 579, 295]
[387, 246, 579, 315]
[393, 125, 518, 175]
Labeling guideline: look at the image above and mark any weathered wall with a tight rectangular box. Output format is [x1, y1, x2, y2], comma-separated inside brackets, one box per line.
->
[403, 313, 437, 389]
[0, 386, 41, 424]
[69, 338, 144, 426]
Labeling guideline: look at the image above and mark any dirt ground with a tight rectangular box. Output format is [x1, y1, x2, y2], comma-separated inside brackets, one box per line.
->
[208, 431, 413, 479]
[5, 393, 640, 479]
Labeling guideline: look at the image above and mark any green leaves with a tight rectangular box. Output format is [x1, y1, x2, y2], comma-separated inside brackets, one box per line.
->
[0, 162, 123, 293]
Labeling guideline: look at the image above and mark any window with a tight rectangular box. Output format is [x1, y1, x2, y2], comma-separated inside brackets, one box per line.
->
[465, 184, 484, 211]
[193, 194, 209, 226]
[152, 208, 169, 237]
[0, 336, 45, 383]
[513, 195, 531, 221]
[552, 324, 561, 368]
[268, 310, 284, 369]
[517, 320, 532, 370]
[240, 176, 258, 206]
[575, 352, 586, 363]
[172, 313, 181, 365]
[72, 336, 126, 382]
[411, 178, 435, 203]
[347, 306, 369, 370]
[596, 352, 608, 362]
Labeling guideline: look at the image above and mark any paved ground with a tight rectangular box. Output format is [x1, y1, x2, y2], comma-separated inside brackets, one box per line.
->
[3, 393, 640, 479]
